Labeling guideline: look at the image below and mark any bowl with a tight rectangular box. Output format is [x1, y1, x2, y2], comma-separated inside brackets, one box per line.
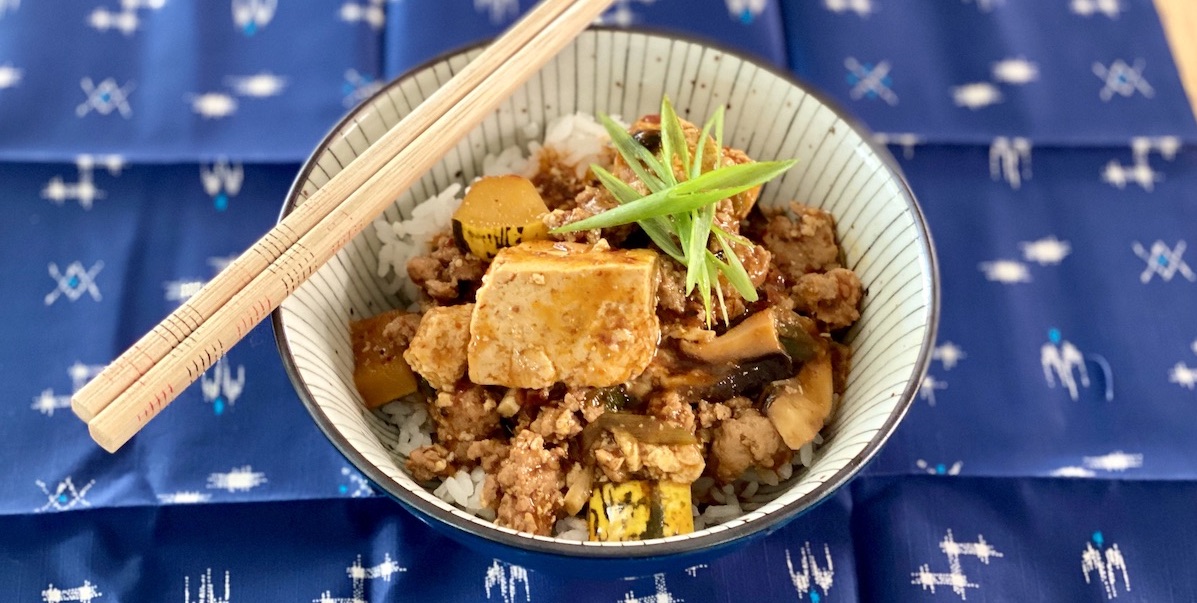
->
[273, 28, 938, 576]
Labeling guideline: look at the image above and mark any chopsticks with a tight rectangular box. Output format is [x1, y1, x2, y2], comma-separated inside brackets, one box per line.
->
[75, 0, 616, 452]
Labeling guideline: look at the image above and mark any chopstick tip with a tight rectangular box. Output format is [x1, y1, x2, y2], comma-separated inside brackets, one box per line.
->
[70, 395, 97, 423]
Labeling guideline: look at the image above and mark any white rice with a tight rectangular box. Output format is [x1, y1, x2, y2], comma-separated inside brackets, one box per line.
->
[371, 112, 825, 538]
[374, 182, 464, 301]
[380, 398, 432, 456]
[382, 392, 825, 534]
[373, 112, 616, 300]
[553, 516, 588, 542]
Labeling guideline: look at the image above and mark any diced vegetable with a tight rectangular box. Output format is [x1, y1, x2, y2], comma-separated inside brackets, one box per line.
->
[777, 312, 821, 363]
[353, 360, 418, 409]
[763, 352, 833, 450]
[497, 389, 521, 418]
[579, 412, 698, 453]
[680, 308, 784, 364]
[681, 307, 821, 365]
[696, 353, 794, 402]
[585, 385, 635, 413]
[562, 464, 594, 516]
[451, 175, 550, 260]
[350, 310, 420, 409]
[587, 480, 694, 541]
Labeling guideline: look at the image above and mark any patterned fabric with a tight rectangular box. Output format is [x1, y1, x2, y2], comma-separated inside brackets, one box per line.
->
[3, 0, 1196, 600]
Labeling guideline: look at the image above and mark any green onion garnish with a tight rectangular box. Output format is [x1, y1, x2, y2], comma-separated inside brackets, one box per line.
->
[551, 97, 797, 326]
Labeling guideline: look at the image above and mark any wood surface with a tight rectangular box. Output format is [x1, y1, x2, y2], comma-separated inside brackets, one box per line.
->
[1155, 0, 1197, 119]
[80, 0, 615, 452]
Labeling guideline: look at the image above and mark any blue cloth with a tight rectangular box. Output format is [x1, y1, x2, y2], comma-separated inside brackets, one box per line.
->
[3, 0, 1197, 600]
[779, 0, 1197, 144]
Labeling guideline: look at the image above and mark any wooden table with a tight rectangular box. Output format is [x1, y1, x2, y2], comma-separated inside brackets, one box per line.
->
[1156, 0, 1197, 119]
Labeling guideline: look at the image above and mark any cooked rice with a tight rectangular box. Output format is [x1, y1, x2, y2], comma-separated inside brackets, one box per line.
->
[374, 183, 463, 301]
[554, 516, 588, 542]
[371, 112, 825, 539]
[381, 396, 823, 536]
[374, 112, 615, 298]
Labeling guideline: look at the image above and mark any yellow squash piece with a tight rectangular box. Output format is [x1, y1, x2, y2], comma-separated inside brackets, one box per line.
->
[587, 480, 694, 541]
[350, 309, 419, 409]
[452, 175, 550, 260]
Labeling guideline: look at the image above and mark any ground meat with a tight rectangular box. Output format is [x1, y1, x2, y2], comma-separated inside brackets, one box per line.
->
[480, 474, 501, 511]
[759, 266, 798, 313]
[543, 208, 595, 244]
[406, 444, 457, 482]
[528, 405, 583, 444]
[731, 239, 773, 289]
[791, 268, 863, 331]
[694, 400, 733, 446]
[695, 400, 733, 430]
[464, 439, 510, 473]
[558, 389, 585, 414]
[429, 385, 502, 459]
[655, 255, 751, 324]
[755, 203, 841, 282]
[713, 199, 741, 235]
[562, 389, 609, 424]
[593, 430, 705, 484]
[593, 448, 627, 482]
[380, 312, 421, 349]
[646, 390, 696, 434]
[655, 260, 690, 315]
[493, 430, 566, 536]
[543, 186, 633, 246]
[709, 409, 792, 483]
[531, 147, 598, 210]
[725, 395, 756, 416]
[406, 233, 487, 304]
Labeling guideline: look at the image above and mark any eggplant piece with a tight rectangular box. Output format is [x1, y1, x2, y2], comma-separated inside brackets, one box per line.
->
[631, 129, 662, 155]
[694, 353, 794, 402]
[580, 412, 698, 452]
[584, 385, 635, 413]
[777, 311, 822, 363]
[680, 307, 823, 366]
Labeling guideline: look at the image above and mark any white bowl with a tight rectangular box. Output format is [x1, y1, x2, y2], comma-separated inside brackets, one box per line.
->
[273, 29, 938, 574]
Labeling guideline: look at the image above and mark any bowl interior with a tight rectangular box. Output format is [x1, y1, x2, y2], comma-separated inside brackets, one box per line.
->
[276, 29, 936, 556]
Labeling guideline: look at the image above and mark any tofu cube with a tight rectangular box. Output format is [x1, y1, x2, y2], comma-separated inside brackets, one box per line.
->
[403, 303, 473, 391]
[468, 241, 660, 388]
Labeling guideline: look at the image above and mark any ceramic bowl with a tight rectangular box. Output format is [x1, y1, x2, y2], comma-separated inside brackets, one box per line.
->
[273, 28, 938, 576]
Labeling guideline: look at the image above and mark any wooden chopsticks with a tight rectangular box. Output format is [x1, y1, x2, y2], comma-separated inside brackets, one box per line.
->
[75, 0, 615, 452]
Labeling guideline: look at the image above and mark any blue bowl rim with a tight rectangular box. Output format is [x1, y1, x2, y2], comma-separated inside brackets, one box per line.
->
[271, 25, 940, 560]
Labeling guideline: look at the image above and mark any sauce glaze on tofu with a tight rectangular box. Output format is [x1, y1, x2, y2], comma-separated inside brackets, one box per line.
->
[469, 241, 660, 389]
[350, 110, 864, 541]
